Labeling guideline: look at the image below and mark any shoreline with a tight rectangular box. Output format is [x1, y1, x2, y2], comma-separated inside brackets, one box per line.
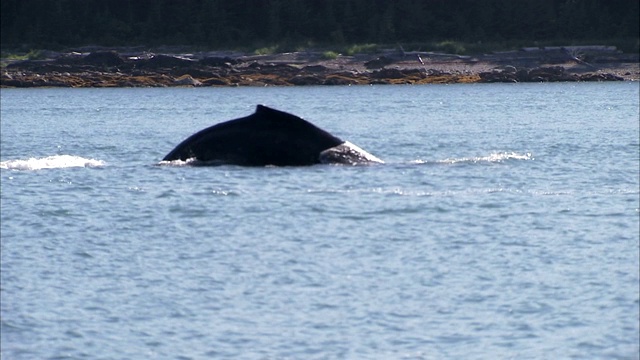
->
[2, 46, 638, 88]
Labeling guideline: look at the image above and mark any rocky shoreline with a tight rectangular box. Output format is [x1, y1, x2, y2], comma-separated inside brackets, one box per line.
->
[1, 46, 638, 88]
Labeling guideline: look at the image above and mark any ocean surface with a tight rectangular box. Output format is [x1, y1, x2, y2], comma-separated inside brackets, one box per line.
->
[1, 83, 639, 359]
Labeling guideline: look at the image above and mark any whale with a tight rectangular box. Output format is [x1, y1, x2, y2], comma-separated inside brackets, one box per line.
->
[163, 105, 383, 166]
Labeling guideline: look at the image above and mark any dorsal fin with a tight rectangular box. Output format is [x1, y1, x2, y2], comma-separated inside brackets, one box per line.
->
[256, 104, 275, 114]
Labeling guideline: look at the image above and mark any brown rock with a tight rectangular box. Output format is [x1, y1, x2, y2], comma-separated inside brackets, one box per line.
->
[202, 77, 230, 86]
[365, 56, 394, 69]
[371, 68, 406, 79]
[288, 75, 324, 85]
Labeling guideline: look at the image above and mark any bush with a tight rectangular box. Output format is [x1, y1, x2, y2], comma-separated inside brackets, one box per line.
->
[435, 41, 466, 55]
[343, 43, 379, 56]
[321, 51, 339, 60]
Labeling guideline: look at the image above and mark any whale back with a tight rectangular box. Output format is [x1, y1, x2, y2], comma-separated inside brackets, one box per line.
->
[163, 105, 344, 166]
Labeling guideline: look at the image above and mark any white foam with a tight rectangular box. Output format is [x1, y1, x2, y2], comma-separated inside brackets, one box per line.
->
[0, 155, 105, 170]
[342, 141, 385, 164]
[157, 158, 202, 166]
[319, 141, 384, 165]
[414, 152, 533, 165]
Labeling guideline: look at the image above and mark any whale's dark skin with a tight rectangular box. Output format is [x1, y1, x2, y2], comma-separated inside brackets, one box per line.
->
[163, 105, 382, 166]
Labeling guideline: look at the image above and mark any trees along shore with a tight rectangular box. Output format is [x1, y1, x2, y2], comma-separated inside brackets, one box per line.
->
[1, 0, 638, 53]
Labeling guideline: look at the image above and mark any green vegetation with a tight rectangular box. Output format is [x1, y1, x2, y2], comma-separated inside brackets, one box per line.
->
[1, 0, 638, 54]
[0, 49, 46, 67]
[341, 44, 379, 56]
[321, 51, 340, 60]
[253, 46, 279, 56]
[1, 49, 45, 61]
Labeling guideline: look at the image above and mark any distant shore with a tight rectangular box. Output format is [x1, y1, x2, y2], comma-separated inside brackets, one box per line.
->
[1, 46, 638, 88]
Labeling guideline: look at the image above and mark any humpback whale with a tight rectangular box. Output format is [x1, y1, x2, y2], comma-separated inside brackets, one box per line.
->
[163, 105, 383, 166]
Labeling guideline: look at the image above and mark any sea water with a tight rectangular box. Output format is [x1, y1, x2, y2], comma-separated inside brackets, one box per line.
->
[1, 83, 639, 359]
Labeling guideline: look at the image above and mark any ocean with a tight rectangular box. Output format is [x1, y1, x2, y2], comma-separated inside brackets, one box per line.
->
[1, 83, 639, 359]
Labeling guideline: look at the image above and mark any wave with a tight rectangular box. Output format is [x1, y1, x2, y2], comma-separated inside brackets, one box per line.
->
[413, 152, 533, 165]
[0, 155, 105, 170]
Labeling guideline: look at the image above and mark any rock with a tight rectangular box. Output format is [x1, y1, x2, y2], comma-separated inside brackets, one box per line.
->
[245, 63, 299, 76]
[479, 66, 583, 82]
[201, 77, 229, 86]
[83, 51, 124, 67]
[479, 71, 516, 82]
[174, 68, 218, 78]
[369, 79, 390, 85]
[302, 65, 328, 73]
[526, 66, 565, 81]
[579, 73, 624, 81]
[323, 75, 357, 85]
[173, 75, 202, 86]
[492, 65, 517, 74]
[199, 56, 237, 67]
[54, 53, 85, 65]
[365, 56, 394, 69]
[2, 47, 635, 88]
[288, 75, 324, 85]
[400, 68, 425, 77]
[371, 68, 406, 79]
[139, 54, 196, 69]
[425, 69, 447, 76]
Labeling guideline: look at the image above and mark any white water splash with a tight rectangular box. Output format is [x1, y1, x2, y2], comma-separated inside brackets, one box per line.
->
[0, 155, 105, 170]
[157, 158, 200, 167]
[413, 152, 533, 165]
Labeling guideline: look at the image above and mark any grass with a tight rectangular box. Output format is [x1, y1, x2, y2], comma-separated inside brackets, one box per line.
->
[253, 45, 280, 55]
[0, 49, 47, 68]
[321, 51, 339, 60]
[1, 49, 46, 61]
